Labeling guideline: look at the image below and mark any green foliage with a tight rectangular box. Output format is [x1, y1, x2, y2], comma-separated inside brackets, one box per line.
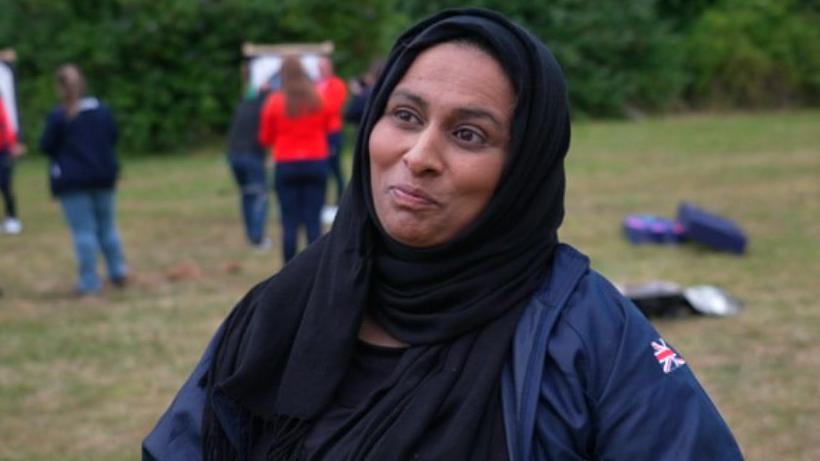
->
[684, 0, 820, 107]
[394, 0, 686, 116]
[0, 0, 817, 153]
[0, 0, 399, 153]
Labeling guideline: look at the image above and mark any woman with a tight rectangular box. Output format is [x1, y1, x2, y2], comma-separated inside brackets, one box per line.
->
[144, 9, 743, 460]
[259, 56, 330, 263]
[40, 64, 127, 295]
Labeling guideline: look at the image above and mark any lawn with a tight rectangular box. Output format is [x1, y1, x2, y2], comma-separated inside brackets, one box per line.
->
[1, 110, 818, 460]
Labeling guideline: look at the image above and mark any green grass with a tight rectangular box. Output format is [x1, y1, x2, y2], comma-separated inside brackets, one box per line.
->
[1, 110, 819, 460]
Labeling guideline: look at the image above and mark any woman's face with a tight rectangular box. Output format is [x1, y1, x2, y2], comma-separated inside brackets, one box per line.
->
[369, 42, 515, 247]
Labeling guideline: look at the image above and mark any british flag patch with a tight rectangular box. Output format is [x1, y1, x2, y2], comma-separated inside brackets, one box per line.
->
[651, 338, 686, 374]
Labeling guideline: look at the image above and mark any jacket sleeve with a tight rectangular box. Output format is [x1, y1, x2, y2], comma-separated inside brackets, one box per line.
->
[538, 272, 744, 460]
[106, 106, 118, 146]
[322, 78, 347, 115]
[142, 324, 224, 461]
[39, 110, 61, 157]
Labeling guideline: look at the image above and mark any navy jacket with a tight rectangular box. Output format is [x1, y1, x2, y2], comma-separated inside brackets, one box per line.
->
[39, 97, 119, 196]
[143, 244, 743, 460]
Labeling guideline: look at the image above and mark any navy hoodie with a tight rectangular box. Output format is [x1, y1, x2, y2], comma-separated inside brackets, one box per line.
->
[39, 97, 119, 196]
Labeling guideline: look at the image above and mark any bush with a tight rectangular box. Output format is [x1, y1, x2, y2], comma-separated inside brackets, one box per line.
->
[684, 0, 820, 107]
[0, 0, 397, 154]
[394, 0, 686, 116]
[0, 0, 817, 154]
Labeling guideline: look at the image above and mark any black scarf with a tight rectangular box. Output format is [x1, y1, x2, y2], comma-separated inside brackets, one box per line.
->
[203, 8, 571, 460]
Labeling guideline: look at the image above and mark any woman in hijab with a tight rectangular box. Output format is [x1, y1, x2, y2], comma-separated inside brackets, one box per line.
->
[144, 9, 743, 460]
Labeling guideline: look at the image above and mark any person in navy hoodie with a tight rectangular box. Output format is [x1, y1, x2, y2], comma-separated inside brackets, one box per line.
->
[40, 64, 127, 295]
[143, 9, 743, 460]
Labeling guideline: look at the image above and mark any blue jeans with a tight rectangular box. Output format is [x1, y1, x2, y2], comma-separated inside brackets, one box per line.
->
[327, 131, 345, 204]
[274, 160, 327, 262]
[228, 154, 269, 245]
[59, 189, 128, 293]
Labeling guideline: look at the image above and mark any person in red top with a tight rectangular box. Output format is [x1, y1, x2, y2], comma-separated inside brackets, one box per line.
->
[0, 94, 24, 234]
[259, 55, 331, 263]
[318, 56, 347, 209]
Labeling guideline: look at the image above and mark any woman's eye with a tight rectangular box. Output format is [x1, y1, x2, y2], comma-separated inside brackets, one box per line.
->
[393, 109, 418, 124]
[454, 128, 486, 145]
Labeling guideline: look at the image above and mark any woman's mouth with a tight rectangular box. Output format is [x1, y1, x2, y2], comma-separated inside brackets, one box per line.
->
[389, 185, 441, 209]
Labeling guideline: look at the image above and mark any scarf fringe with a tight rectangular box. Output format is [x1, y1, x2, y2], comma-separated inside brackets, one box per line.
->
[265, 415, 310, 461]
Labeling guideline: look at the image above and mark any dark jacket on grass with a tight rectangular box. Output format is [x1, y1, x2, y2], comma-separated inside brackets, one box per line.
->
[39, 97, 119, 196]
[142, 244, 743, 460]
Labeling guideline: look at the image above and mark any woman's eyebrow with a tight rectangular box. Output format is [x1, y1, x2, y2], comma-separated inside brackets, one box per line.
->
[453, 107, 503, 129]
[391, 90, 503, 128]
[389, 90, 427, 111]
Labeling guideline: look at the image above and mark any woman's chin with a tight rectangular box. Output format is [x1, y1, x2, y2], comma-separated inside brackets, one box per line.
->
[385, 224, 444, 248]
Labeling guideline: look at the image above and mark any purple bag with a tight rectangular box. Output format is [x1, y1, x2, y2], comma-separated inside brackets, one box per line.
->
[677, 202, 747, 254]
[623, 214, 687, 245]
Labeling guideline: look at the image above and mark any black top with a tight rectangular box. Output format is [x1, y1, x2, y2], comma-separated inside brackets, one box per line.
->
[249, 340, 405, 461]
[302, 341, 405, 459]
[227, 95, 266, 157]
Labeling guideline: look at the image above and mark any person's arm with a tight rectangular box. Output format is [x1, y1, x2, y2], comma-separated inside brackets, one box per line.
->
[324, 77, 347, 115]
[536, 272, 744, 460]
[39, 110, 62, 157]
[106, 106, 118, 146]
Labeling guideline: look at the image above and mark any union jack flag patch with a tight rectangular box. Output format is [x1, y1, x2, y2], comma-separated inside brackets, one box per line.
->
[651, 338, 686, 374]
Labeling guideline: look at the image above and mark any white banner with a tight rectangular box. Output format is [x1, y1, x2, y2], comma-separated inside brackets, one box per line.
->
[248, 53, 322, 91]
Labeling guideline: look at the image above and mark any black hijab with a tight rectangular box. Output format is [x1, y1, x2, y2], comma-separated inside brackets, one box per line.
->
[203, 8, 571, 460]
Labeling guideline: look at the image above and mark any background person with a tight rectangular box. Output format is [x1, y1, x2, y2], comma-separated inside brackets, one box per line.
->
[259, 56, 331, 263]
[144, 9, 743, 460]
[0, 93, 24, 234]
[226, 67, 271, 250]
[343, 56, 385, 125]
[317, 56, 347, 217]
[39, 64, 127, 295]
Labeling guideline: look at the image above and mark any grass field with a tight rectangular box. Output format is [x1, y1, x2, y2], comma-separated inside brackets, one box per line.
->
[1, 110, 818, 460]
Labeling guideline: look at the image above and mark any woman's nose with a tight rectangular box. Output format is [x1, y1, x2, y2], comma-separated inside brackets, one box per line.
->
[402, 127, 444, 176]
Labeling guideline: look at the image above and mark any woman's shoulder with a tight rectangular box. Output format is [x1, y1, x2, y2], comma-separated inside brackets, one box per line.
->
[534, 244, 638, 342]
[521, 244, 657, 394]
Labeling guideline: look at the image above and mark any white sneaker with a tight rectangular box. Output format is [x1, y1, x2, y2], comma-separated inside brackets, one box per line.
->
[321, 206, 338, 226]
[3, 218, 22, 234]
[252, 237, 272, 252]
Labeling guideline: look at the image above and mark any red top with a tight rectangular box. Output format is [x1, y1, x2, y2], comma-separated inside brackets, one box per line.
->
[259, 91, 331, 162]
[319, 76, 347, 133]
[0, 99, 16, 151]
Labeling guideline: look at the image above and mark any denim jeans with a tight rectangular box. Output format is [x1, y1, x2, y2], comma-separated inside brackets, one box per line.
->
[228, 154, 269, 245]
[59, 189, 128, 293]
[274, 160, 327, 262]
